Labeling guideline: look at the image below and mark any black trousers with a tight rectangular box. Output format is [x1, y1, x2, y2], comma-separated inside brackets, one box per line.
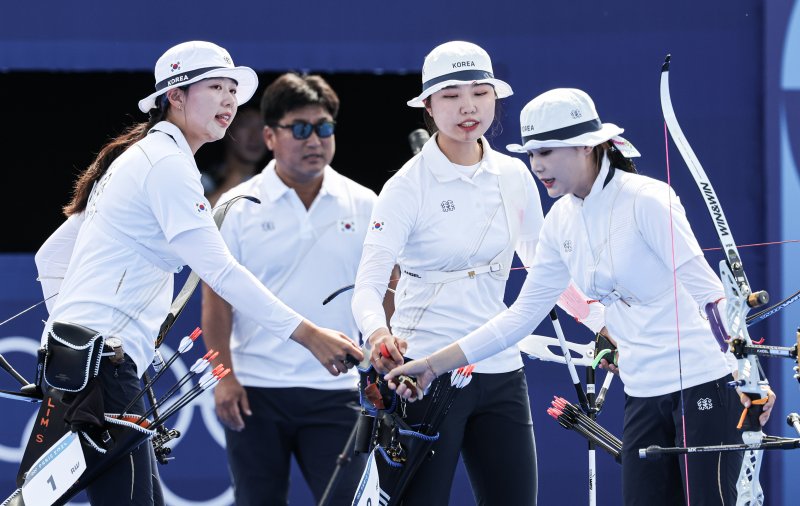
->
[621, 375, 744, 506]
[397, 368, 537, 506]
[224, 387, 365, 506]
[85, 355, 164, 506]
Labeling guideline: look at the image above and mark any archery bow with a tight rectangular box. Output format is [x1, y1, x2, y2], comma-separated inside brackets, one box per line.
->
[660, 54, 770, 505]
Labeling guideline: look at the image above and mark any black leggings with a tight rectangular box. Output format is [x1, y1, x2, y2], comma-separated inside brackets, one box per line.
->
[224, 387, 364, 506]
[621, 375, 743, 506]
[85, 356, 164, 506]
[398, 368, 537, 506]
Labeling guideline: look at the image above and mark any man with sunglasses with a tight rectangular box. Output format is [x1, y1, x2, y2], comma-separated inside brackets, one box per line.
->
[201, 73, 377, 505]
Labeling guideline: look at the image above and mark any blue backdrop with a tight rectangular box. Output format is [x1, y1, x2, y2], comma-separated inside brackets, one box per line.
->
[768, 0, 800, 502]
[2, 0, 798, 504]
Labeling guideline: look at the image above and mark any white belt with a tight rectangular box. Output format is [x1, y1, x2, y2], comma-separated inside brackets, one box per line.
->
[403, 263, 503, 284]
[597, 286, 673, 307]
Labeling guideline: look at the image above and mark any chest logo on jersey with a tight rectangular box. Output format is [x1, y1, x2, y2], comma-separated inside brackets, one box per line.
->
[339, 220, 356, 233]
[262, 221, 275, 231]
[440, 200, 455, 212]
[371, 221, 384, 232]
[563, 240, 573, 253]
[195, 202, 209, 214]
[697, 398, 714, 411]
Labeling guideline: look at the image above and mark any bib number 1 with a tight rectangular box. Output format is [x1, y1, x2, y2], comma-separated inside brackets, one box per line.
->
[21, 432, 86, 506]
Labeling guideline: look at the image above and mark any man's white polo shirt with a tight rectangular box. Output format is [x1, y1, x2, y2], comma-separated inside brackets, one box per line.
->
[218, 161, 377, 389]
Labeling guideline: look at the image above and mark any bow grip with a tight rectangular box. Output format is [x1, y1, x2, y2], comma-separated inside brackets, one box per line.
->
[736, 392, 768, 431]
[593, 331, 617, 367]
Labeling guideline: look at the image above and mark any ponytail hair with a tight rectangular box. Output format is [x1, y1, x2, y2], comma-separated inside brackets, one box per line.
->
[63, 93, 176, 216]
[592, 141, 637, 174]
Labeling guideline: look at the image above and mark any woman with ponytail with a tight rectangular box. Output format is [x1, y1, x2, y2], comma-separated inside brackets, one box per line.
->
[32, 41, 362, 505]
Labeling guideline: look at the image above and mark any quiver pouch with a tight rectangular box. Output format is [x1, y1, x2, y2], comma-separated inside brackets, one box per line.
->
[44, 321, 105, 392]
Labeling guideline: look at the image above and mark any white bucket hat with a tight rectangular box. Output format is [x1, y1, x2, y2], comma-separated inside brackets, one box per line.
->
[407, 41, 513, 108]
[507, 88, 639, 157]
[138, 41, 258, 113]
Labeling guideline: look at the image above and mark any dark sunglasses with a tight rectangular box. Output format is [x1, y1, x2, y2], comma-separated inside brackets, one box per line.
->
[272, 120, 336, 140]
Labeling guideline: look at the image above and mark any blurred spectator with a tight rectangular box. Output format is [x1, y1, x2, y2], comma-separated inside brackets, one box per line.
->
[201, 103, 268, 206]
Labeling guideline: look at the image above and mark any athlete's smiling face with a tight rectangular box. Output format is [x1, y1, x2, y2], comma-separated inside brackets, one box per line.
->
[168, 77, 239, 153]
[426, 83, 496, 145]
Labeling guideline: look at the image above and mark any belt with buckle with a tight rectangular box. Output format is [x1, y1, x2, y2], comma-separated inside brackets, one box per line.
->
[102, 337, 125, 364]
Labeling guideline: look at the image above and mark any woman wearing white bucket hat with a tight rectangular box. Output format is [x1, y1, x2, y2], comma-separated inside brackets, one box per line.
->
[350, 42, 604, 505]
[387, 88, 776, 505]
[32, 41, 363, 505]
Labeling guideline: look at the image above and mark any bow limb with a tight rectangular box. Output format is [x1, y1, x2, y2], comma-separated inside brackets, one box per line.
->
[661, 55, 768, 505]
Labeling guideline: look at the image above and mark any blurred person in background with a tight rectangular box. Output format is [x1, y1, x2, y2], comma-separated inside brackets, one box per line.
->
[201, 102, 268, 206]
